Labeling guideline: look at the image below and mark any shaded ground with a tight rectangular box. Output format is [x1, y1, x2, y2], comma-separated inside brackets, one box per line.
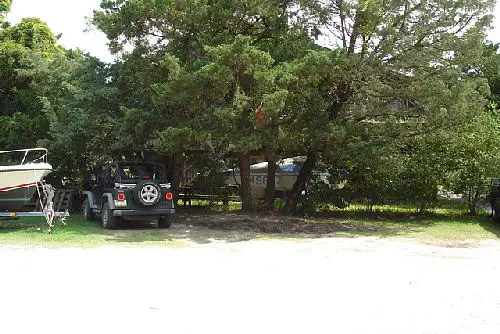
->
[176, 209, 419, 235]
[109, 210, 417, 245]
[76, 207, 498, 246]
[1, 205, 499, 249]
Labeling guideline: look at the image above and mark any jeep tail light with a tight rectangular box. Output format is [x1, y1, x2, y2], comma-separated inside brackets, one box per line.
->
[117, 193, 126, 201]
[165, 192, 173, 201]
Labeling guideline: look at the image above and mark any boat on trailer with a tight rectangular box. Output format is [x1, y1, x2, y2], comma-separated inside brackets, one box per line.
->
[0, 148, 53, 210]
[0, 148, 68, 231]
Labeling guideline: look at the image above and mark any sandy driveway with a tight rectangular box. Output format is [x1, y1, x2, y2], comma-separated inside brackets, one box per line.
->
[1, 230, 500, 334]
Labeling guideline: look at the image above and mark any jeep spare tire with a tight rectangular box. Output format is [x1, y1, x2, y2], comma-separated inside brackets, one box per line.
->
[133, 181, 161, 206]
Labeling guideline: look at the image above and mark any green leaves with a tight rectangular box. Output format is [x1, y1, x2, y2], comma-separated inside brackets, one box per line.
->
[2, 18, 63, 59]
[0, 17, 68, 150]
[0, 0, 11, 27]
[0, 0, 11, 12]
[445, 112, 500, 213]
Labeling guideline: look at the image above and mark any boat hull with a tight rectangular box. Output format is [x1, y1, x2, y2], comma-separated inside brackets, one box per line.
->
[224, 160, 332, 199]
[0, 166, 52, 211]
[0, 186, 38, 210]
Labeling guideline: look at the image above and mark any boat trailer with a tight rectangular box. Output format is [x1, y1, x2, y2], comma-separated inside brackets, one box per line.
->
[0, 182, 68, 232]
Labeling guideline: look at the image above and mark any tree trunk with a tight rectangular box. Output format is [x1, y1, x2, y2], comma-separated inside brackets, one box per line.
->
[348, 10, 363, 54]
[337, 0, 348, 48]
[264, 152, 277, 211]
[283, 155, 316, 216]
[238, 151, 254, 212]
[469, 186, 479, 216]
[171, 152, 184, 197]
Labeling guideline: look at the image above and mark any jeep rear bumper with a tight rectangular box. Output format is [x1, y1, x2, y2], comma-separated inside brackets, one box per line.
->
[113, 209, 175, 216]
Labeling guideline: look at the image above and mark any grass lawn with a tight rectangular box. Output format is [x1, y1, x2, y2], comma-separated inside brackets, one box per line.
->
[302, 198, 500, 241]
[306, 215, 500, 241]
[0, 217, 186, 248]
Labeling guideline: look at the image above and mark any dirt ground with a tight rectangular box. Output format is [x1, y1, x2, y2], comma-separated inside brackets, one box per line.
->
[157, 210, 420, 242]
[1, 213, 500, 334]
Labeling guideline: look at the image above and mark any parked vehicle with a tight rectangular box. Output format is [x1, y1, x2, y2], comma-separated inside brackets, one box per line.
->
[0, 148, 52, 210]
[0, 148, 68, 231]
[83, 161, 175, 229]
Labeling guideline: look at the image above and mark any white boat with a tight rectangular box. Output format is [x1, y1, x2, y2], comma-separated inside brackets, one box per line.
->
[0, 148, 53, 210]
[224, 157, 331, 198]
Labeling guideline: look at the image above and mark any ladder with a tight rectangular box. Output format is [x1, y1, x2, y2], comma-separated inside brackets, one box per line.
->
[37, 188, 75, 213]
[0, 183, 69, 232]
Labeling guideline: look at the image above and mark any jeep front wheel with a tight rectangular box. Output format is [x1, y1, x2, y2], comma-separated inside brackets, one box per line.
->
[102, 202, 118, 229]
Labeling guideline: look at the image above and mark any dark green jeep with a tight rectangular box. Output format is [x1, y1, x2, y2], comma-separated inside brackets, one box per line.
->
[82, 162, 175, 229]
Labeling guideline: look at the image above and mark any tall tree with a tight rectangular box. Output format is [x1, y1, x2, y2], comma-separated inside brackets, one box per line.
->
[92, 0, 495, 215]
[447, 113, 500, 215]
[281, 0, 495, 214]
[0, 17, 64, 149]
[39, 52, 122, 186]
[92, 0, 321, 211]
[153, 36, 288, 211]
[482, 43, 500, 108]
[93, 0, 323, 60]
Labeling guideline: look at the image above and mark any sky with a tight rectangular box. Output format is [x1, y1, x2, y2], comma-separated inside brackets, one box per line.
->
[5, 0, 500, 63]
[7, 0, 114, 62]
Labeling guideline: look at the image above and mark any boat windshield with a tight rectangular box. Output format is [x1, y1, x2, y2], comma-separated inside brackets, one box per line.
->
[0, 149, 48, 166]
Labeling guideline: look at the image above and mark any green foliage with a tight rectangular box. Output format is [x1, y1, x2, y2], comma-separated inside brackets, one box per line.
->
[0, 0, 497, 218]
[93, 0, 322, 60]
[482, 43, 500, 108]
[0, 0, 10, 12]
[5, 18, 62, 57]
[0, 17, 65, 150]
[274, 49, 349, 155]
[397, 135, 448, 212]
[299, 174, 351, 213]
[40, 54, 122, 186]
[152, 35, 287, 157]
[446, 113, 500, 214]
[0, 0, 11, 27]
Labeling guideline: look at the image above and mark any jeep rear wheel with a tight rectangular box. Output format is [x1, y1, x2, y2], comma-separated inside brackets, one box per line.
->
[158, 216, 171, 228]
[102, 202, 118, 229]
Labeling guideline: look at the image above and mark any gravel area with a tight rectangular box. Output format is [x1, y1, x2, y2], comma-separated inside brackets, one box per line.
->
[1, 231, 500, 333]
